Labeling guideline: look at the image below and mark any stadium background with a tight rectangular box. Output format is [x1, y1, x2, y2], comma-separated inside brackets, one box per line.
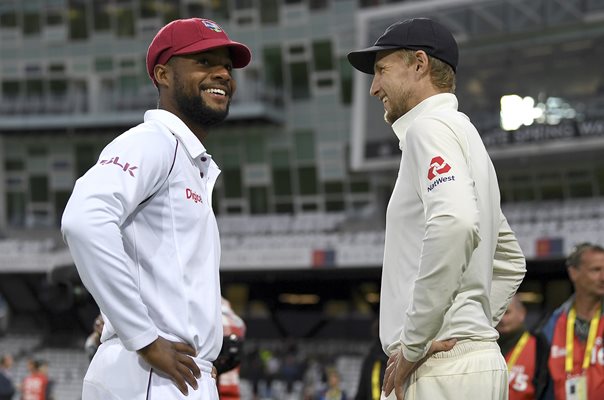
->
[0, 0, 603, 398]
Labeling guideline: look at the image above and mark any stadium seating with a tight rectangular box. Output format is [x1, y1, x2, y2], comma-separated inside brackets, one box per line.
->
[3, 203, 604, 272]
[0, 333, 42, 358]
[218, 202, 604, 268]
[502, 197, 604, 258]
[240, 338, 369, 399]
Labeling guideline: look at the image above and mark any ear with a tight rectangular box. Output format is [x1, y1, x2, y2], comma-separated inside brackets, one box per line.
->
[154, 63, 171, 88]
[567, 266, 578, 284]
[414, 50, 430, 73]
[230, 77, 238, 97]
[519, 304, 527, 319]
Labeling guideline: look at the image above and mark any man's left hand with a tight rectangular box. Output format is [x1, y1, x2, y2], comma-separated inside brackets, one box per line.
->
[383, 338, 457, 400]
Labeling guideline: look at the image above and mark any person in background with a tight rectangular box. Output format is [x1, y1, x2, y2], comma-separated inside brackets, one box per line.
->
[215, 298, 246, 400]
[242, 347, 264, 400]
[542, 242, 604, 399]
[321, 369, 347, 400]
[21, 359, 49, 400]
[496, 294, 550, 400]
[0, 294, 9, 336]
[302, 355, 327, 400]
[347, 16, 526, 400]
[37, 360, 54, 400]
[84, 314, 104, 361]
[0, 354, 15, 400]
[280, 339, 303, 395]
[355, 320, 389, 400]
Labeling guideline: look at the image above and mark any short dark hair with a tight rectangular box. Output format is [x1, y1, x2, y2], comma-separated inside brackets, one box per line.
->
[566, 242, 604, 268]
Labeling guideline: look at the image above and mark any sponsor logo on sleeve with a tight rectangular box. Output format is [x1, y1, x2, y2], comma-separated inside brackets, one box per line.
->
[99, 156, 138, 177]
[427, 156, 455, 192]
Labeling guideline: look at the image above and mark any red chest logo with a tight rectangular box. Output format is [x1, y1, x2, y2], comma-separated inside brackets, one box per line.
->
[427, 156, 451, 180]
[186, 188, 203, 204]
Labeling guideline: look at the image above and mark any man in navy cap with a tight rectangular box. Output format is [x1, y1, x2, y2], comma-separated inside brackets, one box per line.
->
[348, 17, 526, 400]
[62, 18, 251, 400]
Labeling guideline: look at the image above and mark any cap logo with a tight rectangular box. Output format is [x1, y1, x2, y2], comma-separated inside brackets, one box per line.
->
[201, 19, 222, 33]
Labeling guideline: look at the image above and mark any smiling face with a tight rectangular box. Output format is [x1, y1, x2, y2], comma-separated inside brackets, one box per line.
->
[370, 49, 419, 125]
[156, 47, 237, 135]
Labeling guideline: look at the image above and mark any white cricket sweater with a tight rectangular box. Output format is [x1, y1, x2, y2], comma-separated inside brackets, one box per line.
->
[62, 110, 223, 362]
[379, 93, 526, 362]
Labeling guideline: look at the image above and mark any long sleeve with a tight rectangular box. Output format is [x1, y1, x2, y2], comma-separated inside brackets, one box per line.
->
[400, 117, 481, 362]
[61, 126, 175, 351]
[490, 213, 526, 327]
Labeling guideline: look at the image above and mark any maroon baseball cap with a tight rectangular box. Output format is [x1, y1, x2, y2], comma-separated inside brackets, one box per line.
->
[146, 18, 252, 86]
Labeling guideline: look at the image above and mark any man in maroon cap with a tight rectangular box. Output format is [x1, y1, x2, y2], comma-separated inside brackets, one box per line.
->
[62, 18, 251, 400]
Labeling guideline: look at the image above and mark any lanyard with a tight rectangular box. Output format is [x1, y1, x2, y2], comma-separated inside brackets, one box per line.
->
[565, 304, 601, 373]
[371, 360, 381, 400]
[507, 331, 530, 370]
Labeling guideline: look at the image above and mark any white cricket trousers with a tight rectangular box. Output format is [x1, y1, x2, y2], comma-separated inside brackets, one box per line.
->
[381, 341, 508, 400]
[82, 338, 219, 400]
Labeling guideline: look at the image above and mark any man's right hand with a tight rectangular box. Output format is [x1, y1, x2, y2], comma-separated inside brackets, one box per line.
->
[383, 338, 457, 400]
[137, 336, 201, 396]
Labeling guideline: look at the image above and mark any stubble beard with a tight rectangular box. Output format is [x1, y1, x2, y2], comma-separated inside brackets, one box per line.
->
[384, 87, 411, 125]
[174, 76, 230, 130]
[384, 107, 403, 125]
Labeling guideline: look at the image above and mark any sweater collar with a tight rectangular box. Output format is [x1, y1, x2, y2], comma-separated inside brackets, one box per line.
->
[144, 109, 208, 159]
[391, 93, 458, 150]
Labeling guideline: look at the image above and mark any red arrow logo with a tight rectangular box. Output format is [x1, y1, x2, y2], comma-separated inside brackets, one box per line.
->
[427, 156, 451, 180]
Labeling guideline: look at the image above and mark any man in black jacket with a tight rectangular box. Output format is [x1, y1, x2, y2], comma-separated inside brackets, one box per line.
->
[0, 354, 15, 400]
[355, 320, 389, 400]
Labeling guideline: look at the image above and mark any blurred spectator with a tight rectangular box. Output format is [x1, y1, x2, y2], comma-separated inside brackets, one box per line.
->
[354, 320, 388, 400]
[84, 314, 104, 361]
[320, 368, 347, 400]
[0, 294, 9, 336]
[542, 242, 604, 400]
[21, 359, 49, 400]
[215, 298, 246, 400]
[280, 341, 303, 395]
[240, 347, 264, 399]
[496, 295, 550, 400]
[260, 348, 281, 398]
[302, 356, 326, 400]
[0, 354, 15, 400]
[37, 361, 54, 400]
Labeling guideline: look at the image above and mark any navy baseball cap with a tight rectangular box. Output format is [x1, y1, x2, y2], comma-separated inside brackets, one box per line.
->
[347, 17, 458, 74]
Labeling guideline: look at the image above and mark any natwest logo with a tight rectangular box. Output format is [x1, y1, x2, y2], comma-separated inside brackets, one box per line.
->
[186, 188, 203, 204]
[427, 156, 451, 180]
